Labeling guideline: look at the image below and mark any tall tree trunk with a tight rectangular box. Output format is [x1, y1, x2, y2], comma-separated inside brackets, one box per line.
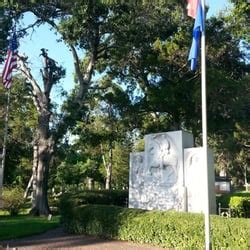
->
[30, 112, 53, 216]
[107, 142, 113, 190]
[31, 137, 38, 207]
[18, 51, 63, 216]
[101, 143, 113, 190]
[105, 163, 112, 190]
[24, 175, 33, 199]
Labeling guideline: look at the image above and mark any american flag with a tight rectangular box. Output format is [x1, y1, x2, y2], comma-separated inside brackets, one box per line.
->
[2, 32, 18, 89]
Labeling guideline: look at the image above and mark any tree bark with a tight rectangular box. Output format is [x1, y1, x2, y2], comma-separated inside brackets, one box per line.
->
[30, 112, 53, 215]
[105, 161, 112, 190]
[101, 143, 113, 190]
[31, 138, 38, 206]
[24, 175, 33, 199]
[18, 52, 60, 216]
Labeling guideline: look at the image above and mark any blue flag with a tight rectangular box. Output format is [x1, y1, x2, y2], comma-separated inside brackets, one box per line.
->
[188, 1, 204, 71]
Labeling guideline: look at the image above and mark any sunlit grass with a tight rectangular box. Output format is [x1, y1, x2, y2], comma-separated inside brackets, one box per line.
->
[0, 210, 9, 216]
[0, 214, 60, 240]
[0, 208, 31, 216]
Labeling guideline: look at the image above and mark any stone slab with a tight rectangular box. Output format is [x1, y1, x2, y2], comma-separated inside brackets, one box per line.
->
[184, 147, 216, 214]
[129, 131, 193, 211]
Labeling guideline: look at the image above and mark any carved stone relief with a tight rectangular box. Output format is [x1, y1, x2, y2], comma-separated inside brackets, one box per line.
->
[129, 131, 216, 214]
[147, 134, 179, 188]
[130, 152, 144, 187]
[129, 131, 194, 211]
[129, 152, 145, 209]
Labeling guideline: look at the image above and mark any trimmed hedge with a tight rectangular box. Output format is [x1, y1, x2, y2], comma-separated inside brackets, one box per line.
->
[59, 190, 128, 208]
[61, 204, 250, 249]
[217, 192, 250, 217]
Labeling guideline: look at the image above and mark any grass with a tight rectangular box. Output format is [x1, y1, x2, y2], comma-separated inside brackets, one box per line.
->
[0, 210, 9, 216]
[0, 214, 60, 240]
[0, 208, 31, 216]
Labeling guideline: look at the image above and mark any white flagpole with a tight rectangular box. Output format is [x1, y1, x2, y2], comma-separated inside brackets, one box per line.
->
[0, 89, 10, 207]
[0, 89, 10, 169]
[200, 0, 211, 249]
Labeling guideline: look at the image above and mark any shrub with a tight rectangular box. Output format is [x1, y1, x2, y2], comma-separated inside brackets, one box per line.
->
[2, 186, 26, 216]
[61, 204, 250, 249]
[48, 195, 60, 215]
[217, 192, 250, 217]
[229, 196, 250, 217]
[59, 189, 128, 211]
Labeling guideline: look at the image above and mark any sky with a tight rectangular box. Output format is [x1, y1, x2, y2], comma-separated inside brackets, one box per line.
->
[2, 0, 231, 105]
[206, 0, 231, 17]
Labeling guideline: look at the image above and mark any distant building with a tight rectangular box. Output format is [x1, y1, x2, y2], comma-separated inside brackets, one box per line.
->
[215, 176, 231, 193]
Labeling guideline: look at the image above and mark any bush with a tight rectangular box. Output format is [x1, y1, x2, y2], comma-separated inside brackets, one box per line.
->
[2, 186, 26, 216]
[59, 189, 128, 211]
[48, 195, 61, 215]
[61, 204, 250, 249]
[217, 192, 250, 217]
[229, 196, 250, 217]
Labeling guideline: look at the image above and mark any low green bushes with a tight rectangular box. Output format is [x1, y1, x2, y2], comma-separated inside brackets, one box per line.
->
[217, 192, 250, 217]
[229, 195, 250, 217]
[61, 204, 250, 249]
[2, 186, 26, 216]
[59, 189, 128, 209]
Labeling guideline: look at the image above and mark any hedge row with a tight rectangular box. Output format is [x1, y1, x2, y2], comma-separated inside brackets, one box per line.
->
[59, 190, 128, 208]
[61, 204, 250, 249]
[217, 192, 250, 217]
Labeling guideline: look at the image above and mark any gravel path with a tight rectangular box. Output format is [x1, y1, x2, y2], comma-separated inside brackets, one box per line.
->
[0, 227, 165, 250]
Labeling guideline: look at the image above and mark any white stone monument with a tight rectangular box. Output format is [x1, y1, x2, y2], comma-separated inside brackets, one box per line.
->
[184, 147, 216, 213]
[129, 130, 216, 214]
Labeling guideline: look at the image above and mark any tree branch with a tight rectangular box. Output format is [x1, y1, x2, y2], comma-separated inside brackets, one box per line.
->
[17, 19, 43, 36]
[17, 54, 44, 113]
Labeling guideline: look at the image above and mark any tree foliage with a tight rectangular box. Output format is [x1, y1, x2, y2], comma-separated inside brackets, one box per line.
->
[0, 78, 36, 186]
[1, 0, 249, 199]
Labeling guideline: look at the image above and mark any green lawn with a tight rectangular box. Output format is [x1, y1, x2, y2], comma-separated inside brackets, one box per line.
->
[0, 214, 60, 240]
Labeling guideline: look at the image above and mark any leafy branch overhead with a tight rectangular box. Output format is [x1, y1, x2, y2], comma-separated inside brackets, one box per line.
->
[0, 0, 248, 215]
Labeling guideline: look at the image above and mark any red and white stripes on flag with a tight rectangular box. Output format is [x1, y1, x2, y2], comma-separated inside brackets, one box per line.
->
[187, 0, 199, 19]
[2, 32, 18, 89]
